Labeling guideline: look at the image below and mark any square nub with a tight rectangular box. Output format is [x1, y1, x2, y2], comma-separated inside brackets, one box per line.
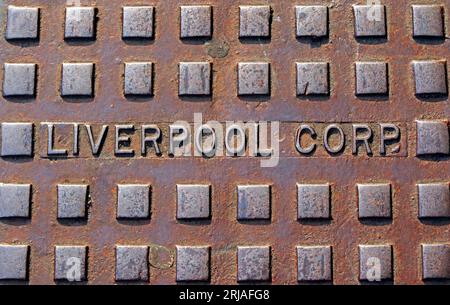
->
[355, 62, 388, 95]
[237, 246, 271, 282]
[176, 246, 211, 281]
[57, 184, 88, 219]
[0, 183, 31, 218]
[413, 60, 448, 95]
[65, 7, 96, 39]
[179, 62, 211, 96]
[422, 244, 450, 280]
[124, 62, 153, 96]
[1, 123, 33, 157]
[357, 183, 392, 219]
[296, 6, 328, 38]
[180, 6, 212, 38]
[359, 245, 393, 281]
[6, 6, 39, 40]
[177, 184, 211, 220]
[296, 63, 329, 96]
[238, 62, 270, 96]
[0, 245, 29, 280]
[416, 120, 449, 156]
[297, 246, 332, 281]
[353, 5, 387, 37]
[237, 185, 271, 220]
[61, 63, 95, 97]
[117, 184, 150, 219]
[115, 245, 149, 281]
[412, 5, 445, 38]
[123, 6, 154, 39]
[54, 246, 87, 281]
[297, 184, 331, 219]
[3, 63, 37, 97]
[418, 183, 450, 218]
[239, 6, 271, 38]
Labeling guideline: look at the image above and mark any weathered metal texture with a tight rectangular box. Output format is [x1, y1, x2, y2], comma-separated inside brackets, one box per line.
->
[176, 245, 211, 282]
[0, 0, 449, 285]
[54, 245, 88, 281]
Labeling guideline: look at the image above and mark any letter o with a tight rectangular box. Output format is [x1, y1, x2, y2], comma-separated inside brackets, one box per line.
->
[225, 124, 246, 155]
[195, 124, 216, 156]
[323, 124, 345, 154]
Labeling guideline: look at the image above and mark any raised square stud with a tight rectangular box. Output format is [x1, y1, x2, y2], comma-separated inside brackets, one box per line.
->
[422, 244, 450, 279]
[297, 184, 330, 219]
[180, 6, 212, 38]
[359, 245, 392, 281]
[295, 6, 328, 37]
[124, 62, 153, 96]
[3, 63, 36, 97]
[0, 245, 29, 280]
[176, 246, 210, 281]
[179, 62, 211, 96]
[0, 183, 31, 218]
[61, 63, 94, 96]
[239, 6, 271, 38]
[412, 5, 445, 38]
[355, 62, 388, 95]
[238, 63, 270, 95]
[413, 60, 448, 95]
[54, 246, 87, 281]
[123, 6, 154, 38]
[237, 185, 271, 220]
[65, 7, 96, 39]
[115, 245, 148, 281]
[353, 5, 386, 37]
[297, 246, 332, 282]
[237, 246, 271, 282]
[177, 184, 210, 220]
[117, 184, 150, 219]
[418, 183, 450, 218]
[1, 123, 33, 157]
[357, 184, 391, 218]
[416, 120, 449, 155]
[6, 6, 39, 40]
[57, 184, 88, 219]
[296, 63, 329, 95]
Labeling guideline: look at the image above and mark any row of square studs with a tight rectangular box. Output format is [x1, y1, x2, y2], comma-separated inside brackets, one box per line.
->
[2, 60, 448, 97]
[4, 5, 448, 41]
[0, 183, 449, 220]
[0, 243, 448, 281]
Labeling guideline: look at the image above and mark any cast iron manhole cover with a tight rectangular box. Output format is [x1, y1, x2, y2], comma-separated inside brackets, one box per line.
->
[0, 0, 449, 284]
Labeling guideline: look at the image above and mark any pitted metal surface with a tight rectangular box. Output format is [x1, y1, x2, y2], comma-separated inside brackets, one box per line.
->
[0, 0, 449, 285]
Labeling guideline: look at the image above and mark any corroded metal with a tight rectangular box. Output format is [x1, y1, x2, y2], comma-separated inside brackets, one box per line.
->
[0, 0, 449, 285]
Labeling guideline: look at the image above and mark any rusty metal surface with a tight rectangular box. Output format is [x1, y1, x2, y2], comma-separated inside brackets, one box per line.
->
[0, 0, 449, 285]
